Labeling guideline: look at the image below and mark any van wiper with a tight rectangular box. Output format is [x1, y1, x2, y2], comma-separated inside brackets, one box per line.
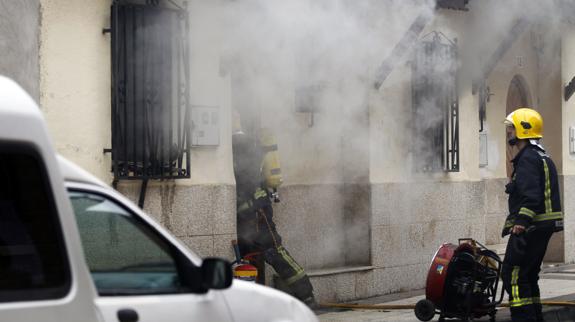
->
[115, 261, 175, 272]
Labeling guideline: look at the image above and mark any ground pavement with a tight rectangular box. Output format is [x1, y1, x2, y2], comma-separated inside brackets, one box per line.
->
[316, 264, 575, 322]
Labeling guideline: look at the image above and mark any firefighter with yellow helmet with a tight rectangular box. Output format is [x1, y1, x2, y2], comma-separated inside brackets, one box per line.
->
[501, 108, 563, 322]
[232, 112, 316, 307]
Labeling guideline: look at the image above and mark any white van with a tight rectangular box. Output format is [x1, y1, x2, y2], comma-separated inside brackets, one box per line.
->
[0, 76, 317, 322]
[0, 77, 102, 322]
[59, 156, 317, 322]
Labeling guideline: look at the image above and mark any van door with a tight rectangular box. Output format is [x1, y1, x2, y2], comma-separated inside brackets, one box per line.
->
[0, 143, 101, 322]
[68, 188, 232, 322]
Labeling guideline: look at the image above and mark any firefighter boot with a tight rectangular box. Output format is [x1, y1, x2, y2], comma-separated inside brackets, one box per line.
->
[263, 246, 314, 302]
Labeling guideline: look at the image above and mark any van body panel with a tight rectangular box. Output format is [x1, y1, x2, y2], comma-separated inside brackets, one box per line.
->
[0, 77, 101, 322]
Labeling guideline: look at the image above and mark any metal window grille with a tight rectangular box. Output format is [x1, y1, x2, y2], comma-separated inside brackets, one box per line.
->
[436, 0, 470, 11]
[412, 32, 459, 172]
[110, 1, 190, 180]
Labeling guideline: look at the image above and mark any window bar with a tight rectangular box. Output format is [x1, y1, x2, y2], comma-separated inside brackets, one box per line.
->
[111, 3, 119, 179]
[158, 15, 165, 179]
[132, 7, 138, 178]
[141, 8, 149, 179]
[183, 5, 191, 178]
[451, 43, 459, 171]
[167, 13, 174, 178]
[455, 44, 460, 171]
[441, 44, 453, 171]
[121, 4, 128, 178]
[124, 5, 131, 178]
[176, 15, 183, 173]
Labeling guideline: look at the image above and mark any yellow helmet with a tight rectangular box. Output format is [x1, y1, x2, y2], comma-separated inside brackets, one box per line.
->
[504, 108, 543, 139]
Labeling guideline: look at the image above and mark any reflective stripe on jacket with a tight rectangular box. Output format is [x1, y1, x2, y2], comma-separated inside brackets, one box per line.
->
[502, 144, 563, 236]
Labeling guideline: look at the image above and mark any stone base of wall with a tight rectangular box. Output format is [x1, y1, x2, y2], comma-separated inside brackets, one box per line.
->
[371, 181, 486, 267]
[308, 264, 428, 303]
[485, 178, 509, 245]
[273, 184, 346, 269]
[116, 176, 574, 302]
[274, 184, 371, 270]
[305, 181, 488, 302]
[117, 182, 237, 260]
[563, 175, 575, 263]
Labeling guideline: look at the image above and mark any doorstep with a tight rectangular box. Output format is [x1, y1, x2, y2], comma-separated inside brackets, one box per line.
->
[307, 265, 375, 277]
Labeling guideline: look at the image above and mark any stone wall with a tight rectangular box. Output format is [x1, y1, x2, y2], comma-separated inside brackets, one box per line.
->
[484, 178, 509, 245]
[274, 184, 347, 269]
[273, 183, 371, 270]
[367, 181, 486, 294]
[118, 182, 237, 260]
[563, 175, 575, 263]
[0, 0, 40, 100]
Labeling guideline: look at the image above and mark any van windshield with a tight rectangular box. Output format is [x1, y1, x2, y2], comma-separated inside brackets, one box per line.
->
[69, 190, 184, 295]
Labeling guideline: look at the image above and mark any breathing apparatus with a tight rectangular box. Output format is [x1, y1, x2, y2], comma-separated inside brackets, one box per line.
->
[259, 128, 283, 202]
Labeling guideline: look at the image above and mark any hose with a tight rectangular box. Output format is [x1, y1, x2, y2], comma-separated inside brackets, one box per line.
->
[320, 301, 575, 311]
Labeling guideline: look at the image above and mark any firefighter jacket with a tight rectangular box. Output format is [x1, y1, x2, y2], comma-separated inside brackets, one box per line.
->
[502, 144, 563, 237]
[232, 132, 270, 215]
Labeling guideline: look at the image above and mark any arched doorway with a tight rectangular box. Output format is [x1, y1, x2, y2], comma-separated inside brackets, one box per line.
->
[505, 75, 531, 177]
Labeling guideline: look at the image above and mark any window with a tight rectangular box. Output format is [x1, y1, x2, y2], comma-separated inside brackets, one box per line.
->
[70, 190, 189, 295]
[0, 144, 70, 302]
[110, 1, 191, 180]
[411, 32, 459, 172]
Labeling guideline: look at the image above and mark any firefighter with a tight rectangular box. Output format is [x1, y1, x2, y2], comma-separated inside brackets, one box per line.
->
[232, 114, 316, 307]
[501, 108, 563, 322]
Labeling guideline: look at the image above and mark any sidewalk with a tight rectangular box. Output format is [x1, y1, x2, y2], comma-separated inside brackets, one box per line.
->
[317, 264, 575, 321]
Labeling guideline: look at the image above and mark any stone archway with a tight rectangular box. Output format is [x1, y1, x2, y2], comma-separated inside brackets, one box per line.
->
[505, 75, 531, 177]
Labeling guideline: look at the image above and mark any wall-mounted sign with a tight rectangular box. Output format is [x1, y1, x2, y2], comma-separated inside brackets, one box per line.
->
[191, 106, 219, 146]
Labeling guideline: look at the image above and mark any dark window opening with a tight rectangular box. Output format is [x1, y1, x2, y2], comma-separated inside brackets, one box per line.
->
[0, 143, 70, 302]
[110, 1, 191, 180]
[411, 32, 459, 172]
[436, 0, 470, 11]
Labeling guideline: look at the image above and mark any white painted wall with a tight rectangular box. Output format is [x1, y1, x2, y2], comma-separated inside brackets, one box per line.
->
[370, 9, 483, 184]
[483, 31, 540, 179]
[40, 0, 113, 181]
[39, 0, 235, 186]
[562, 26, 575, 176]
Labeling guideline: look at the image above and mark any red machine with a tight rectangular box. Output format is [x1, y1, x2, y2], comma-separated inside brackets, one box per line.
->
[415, 239, 504, 322]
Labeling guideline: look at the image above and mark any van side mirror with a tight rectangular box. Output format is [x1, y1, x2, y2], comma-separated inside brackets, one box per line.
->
[201, 258, 233, 290]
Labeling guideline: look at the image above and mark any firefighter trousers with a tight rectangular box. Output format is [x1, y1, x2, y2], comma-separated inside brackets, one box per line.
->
[237, 204, 314, 301]
[502, 229, 553, 322]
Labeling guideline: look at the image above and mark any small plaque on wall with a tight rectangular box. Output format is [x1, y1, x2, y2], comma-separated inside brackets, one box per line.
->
[479, 132, 488, 167]
[191, 106, 219, 146]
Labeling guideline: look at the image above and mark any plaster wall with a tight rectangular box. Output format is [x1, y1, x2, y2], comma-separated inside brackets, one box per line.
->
[39, 0, 236, 259]
[36, 0, 575, 301]
[40, 0, 113, 181]
[562, 27, 575, 262]
[370, 9, 480, 184]
[40, 0, 235, 185]
[0, 0, 40, 101]
[562, 28, 575, 176]
[483, 30, 540, 179]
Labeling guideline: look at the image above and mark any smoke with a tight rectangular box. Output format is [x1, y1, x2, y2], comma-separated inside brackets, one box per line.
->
[210, 0, 439, 268]
[217, 0, 436, 183]
[195, 0, 572, 267]
[0, 0, 40, 101]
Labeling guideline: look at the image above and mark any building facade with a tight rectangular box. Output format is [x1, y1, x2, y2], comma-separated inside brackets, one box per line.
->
[29, 0, 575, 302]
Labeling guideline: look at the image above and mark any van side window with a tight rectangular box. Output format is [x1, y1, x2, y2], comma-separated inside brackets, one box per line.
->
[0, 145, 70, 302]
[69, 191, 185, 295]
